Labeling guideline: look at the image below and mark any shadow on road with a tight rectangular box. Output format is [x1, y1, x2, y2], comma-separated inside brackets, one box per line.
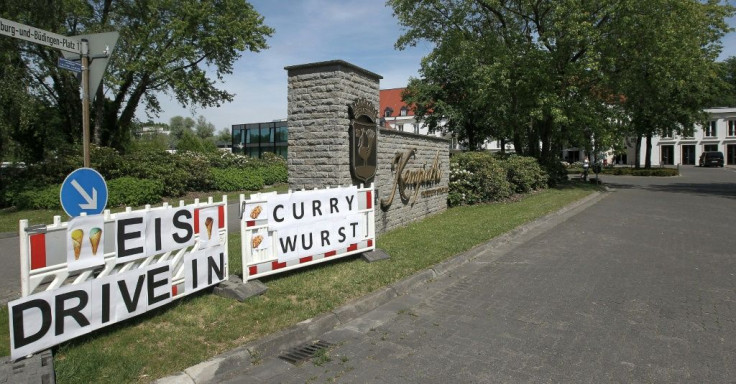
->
[606, 180, 736, 200]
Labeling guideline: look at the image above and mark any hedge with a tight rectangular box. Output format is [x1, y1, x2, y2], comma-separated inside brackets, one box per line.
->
[107, 177, 165, 207]
[210, 168, 265, 192]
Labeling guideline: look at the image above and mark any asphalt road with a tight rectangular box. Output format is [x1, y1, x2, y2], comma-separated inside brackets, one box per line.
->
[200, 165, 736, 383]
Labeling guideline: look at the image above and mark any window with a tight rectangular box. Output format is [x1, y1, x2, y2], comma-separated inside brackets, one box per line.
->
[704, 144, 718, 152]
[233, 121, 288, 159]
[662, 128, 673, 138]
[729, 120, 736, 136]
[384, 107, 393, 117]
[400, 107, 408, 116]
[397, 124, 404, 131]
[705, 121, 717, 137]
[413, 124, 419, 134]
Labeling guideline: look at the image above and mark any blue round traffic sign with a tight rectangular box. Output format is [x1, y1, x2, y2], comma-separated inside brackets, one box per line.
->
[60, 168, 108, 217]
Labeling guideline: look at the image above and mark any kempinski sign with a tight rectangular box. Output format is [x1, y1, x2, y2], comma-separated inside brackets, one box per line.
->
[380, 149, 443, 210]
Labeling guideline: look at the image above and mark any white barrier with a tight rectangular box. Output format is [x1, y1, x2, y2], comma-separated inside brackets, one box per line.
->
[240, 185, 375, 280]
[10, 196, 228, 360]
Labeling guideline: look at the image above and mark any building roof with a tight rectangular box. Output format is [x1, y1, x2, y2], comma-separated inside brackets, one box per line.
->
[379, 88, 413, 119]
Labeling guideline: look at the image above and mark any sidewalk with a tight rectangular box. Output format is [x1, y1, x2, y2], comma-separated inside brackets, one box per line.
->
[156, 191, 608, 383]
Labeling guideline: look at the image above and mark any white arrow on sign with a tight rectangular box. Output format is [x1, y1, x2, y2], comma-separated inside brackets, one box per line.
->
[71, 179, 98, 210]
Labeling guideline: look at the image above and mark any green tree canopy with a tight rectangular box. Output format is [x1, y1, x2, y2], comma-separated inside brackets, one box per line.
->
[389, 0, 733, 167]
[0, 0, 273, 161]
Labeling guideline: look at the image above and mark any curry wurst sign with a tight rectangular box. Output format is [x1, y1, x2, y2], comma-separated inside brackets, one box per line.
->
[241, 185, 375, 279]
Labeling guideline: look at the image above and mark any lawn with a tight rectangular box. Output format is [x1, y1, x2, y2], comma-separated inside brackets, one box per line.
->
[0, 183, 599, 383]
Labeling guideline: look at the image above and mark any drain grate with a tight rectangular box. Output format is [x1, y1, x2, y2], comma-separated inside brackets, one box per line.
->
[278, 340, 334, 365]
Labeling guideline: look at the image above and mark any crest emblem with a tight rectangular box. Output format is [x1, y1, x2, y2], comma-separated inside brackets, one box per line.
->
[349, 98, 378, 184]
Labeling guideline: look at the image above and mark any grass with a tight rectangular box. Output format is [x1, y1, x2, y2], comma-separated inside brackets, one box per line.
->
[0, 183, 598, 383]
[0, 184, 289, 233]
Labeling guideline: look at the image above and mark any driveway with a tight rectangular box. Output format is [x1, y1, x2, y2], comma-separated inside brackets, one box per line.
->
[204, 165, 736, 383]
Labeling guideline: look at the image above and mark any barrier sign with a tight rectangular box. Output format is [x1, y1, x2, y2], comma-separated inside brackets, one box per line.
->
[241, 185, 375, 280]
[10, 197, 228, 360]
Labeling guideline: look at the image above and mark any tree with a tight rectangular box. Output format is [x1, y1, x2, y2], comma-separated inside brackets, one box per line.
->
[389, 0, 733, 168]
[215, 127, 232, 145]
[605, 0, 732, 168]
[390, 0, 622, 162]
[711, 57, 736, 108]
[194, 115, 215, 139]
[0, 0, 273, 159]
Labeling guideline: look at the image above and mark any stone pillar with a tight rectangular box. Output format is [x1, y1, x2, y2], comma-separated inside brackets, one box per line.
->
[285, 60, 382, 190]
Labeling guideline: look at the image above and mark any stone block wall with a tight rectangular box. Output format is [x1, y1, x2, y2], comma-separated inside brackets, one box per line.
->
[374, 129, 450, 234]
[286, 60, 381, 190]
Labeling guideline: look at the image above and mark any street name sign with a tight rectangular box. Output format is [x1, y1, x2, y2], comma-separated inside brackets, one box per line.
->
[58, 57, 82, 73]
[0, 17, 80, 54]
[60, 168, 108, 217]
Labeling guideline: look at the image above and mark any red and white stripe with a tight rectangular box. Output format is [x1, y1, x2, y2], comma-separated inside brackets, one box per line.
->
[247, 238, 374, 278]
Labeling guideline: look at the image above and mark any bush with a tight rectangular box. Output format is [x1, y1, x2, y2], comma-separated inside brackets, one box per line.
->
[210, 168, 264, 192]
[499, 155, 548, 193]
[540, 158, 568, 187]
[605, 167, 679, 176]
[123, 149, 206, 197]
[14, 184, 62, 210]
[449, 152, 513, 207]
[90, 145, 126, 180]
[107, 177, 164, 207]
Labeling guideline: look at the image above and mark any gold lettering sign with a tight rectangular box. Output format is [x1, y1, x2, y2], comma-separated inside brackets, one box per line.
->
[380, 149, 443, 210]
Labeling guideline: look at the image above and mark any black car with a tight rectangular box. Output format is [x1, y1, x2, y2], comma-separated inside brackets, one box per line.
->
[699, 151, 724, 167]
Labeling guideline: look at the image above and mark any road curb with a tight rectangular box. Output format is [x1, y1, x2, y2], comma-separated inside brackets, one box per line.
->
[155, 190, 608, 383]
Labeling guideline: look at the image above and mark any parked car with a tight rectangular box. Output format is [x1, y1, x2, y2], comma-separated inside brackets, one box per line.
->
[699, 151, 724, 167]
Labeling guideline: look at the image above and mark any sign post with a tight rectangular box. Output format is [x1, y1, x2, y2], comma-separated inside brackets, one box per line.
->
[0, 17, 118, 168]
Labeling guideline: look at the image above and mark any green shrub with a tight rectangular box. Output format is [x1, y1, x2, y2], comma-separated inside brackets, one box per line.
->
[14, 184, 61, 210]
[500, 155, 548, 193]
[123, 149, 198, 197]
[204, 151, 255, 169]
[210, 168, 264, 192]
[449, 152, 513, 207]
[172, 151, 214, 192]
[107, 177, 164, 207]
[90, 145, 126, 180]
[540, 158, 568, 187]
[602, 167, 679, 176]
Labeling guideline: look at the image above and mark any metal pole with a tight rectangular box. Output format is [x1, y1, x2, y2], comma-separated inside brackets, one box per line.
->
[81, 39, 90, 168]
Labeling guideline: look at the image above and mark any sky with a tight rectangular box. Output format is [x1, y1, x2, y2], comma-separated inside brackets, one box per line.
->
[138, 1, 736, 133]
[139, 0, 433, 132]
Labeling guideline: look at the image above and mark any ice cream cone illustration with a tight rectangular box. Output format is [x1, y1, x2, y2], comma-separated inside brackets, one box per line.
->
[89, 227, 102, 255]
[71, 229, 84, 260]
[205, 217, 214, 240]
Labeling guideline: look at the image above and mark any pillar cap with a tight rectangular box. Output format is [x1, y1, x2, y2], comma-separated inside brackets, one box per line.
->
[285, 59, 382, 81]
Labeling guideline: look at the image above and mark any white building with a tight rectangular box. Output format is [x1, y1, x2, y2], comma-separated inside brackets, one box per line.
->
[630, 108, 736, 166]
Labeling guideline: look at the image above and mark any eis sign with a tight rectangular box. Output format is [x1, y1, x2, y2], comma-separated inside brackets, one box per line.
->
[241, 185, 375, 279]
[9, 201, 227, 360]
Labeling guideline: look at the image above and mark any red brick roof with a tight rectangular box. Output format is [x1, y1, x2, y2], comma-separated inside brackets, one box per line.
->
[379, 88, 413, 119]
